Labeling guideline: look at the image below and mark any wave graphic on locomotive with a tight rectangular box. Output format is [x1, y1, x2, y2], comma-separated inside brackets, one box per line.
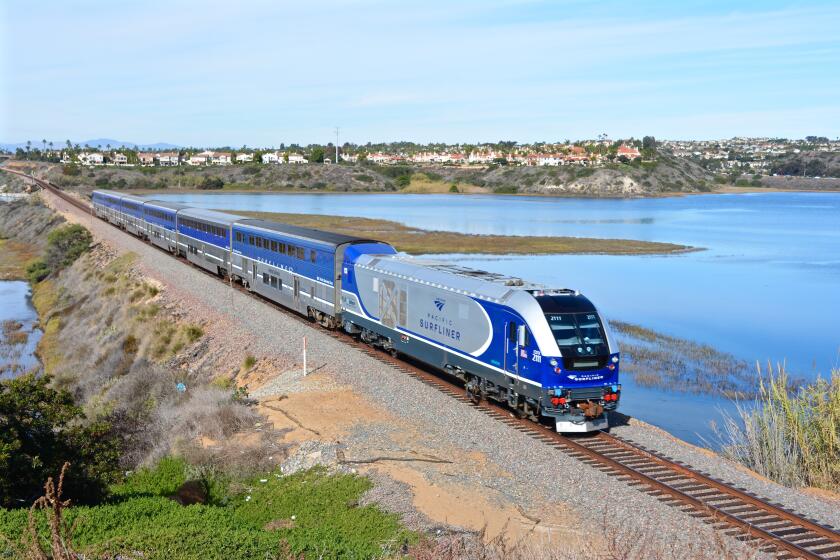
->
[92, 189, 620, 432]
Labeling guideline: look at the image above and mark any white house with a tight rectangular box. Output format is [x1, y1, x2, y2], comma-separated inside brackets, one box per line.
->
[78, 152, 104, 166]
[340, 153, 358, 163]
[235, 153, 254, 163]
[112, 153, 129, 166]
[261, 152, 280, 164]
[287, 153, 308, 164]
[211, 152, 232, 165]
[158, 152, 180, 166]
[138, 152, 156, 166]
[536, 154, 563, 166]
[188, 154, 208, 166]
[367, 152, 392, 164]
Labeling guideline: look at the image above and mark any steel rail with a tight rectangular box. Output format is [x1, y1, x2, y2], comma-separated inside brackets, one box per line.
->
[9, 169, 840, 560]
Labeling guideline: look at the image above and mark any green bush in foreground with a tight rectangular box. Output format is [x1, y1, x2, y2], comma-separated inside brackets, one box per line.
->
[716, 366, 840, 492]
[1, 459, 410, 559]
[0, 374, 121, 508]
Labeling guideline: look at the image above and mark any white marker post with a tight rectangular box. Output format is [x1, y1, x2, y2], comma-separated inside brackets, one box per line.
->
[302, 336, 307, 376]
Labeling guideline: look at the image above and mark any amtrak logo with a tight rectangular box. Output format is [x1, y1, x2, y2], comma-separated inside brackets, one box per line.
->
[433, 298, 446, 311]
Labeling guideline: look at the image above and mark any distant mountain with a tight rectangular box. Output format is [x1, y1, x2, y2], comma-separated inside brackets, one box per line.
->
[0, 139, 180, 152]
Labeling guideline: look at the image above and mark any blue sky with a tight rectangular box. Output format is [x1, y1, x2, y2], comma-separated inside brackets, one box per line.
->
[1, 0, 838, 147]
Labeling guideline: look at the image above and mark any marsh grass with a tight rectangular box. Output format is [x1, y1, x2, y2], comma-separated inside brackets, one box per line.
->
[610, 320, 769, 397]
[228, 210, 694, 256]
[714, 364, 840, 492]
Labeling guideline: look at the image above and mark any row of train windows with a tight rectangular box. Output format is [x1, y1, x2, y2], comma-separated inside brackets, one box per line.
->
[181, 218, 226, 237]
[235, 232, 317, 263]
[145, 209, 174, 223]
[124, 202, 142, 212]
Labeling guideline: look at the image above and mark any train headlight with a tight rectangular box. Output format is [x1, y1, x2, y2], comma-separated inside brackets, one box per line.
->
[611, 356, 619, 364]
[549, 358, 558, 367]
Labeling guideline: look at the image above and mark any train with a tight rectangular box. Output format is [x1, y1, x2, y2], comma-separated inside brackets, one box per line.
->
[91, 189, 621, 432]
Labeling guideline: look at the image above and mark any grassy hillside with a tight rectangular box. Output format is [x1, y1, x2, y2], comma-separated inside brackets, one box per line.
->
[36, 155, 718, 197]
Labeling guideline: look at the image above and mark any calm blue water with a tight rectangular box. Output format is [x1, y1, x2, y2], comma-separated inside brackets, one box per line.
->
[152, 192, 840, 443]
[0, 281, 42, 379]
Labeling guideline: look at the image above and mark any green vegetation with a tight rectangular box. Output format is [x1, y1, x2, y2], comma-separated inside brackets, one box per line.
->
[309, 147, 325, 163]
[0, 374, 121, 508]
[716, 367, 840, 492]
[25, 259, 50, 283]
[26, 223, 93, 283]
[0, 459, 409, 559]
[61, 163, 80, 176]
[229, 210, 695, 256]
[198, 176, 225, 190]
[243, 355, 257, 370]
[492, 185, 518, 194]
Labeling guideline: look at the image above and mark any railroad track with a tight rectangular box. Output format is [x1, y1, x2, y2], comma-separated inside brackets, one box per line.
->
[11, 169, 840, 559]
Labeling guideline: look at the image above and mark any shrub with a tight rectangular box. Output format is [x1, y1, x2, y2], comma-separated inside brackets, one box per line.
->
[197, 177, 224, 190]
[242, 355, 256, 370]
[241, 165, 260, 176]
[61, 164, 80, 176]
[715, 366, 840, 491]
[45, 224, 92, 270]
[353, 174, 374, 183]
[395, 174, 411, 188]
[184, 324, 203, 343]
[449, 184, 459, 193]
[0, 374, 122, 507]
[492, 185, 518, 194]
[25, 259, 51, 283]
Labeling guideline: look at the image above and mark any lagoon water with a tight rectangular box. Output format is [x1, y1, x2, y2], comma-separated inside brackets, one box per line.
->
[154, 191, 840, 443]
[0, 281, 42, 379]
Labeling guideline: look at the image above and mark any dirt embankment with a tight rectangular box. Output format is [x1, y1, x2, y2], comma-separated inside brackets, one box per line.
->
[0, 197, 64, 279]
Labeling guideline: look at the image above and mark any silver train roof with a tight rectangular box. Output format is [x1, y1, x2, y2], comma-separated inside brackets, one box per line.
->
[178, 207, 243, 224]
[356, 254, 546, 304]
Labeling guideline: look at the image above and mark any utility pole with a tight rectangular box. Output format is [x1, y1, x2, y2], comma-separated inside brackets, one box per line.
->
[335, 127, 340, 163]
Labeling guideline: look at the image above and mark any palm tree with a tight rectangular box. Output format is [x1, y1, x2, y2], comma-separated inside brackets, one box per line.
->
[49, 141, 53, 152]
[42, 139, 47, 152]
[26, 140, 31, 153]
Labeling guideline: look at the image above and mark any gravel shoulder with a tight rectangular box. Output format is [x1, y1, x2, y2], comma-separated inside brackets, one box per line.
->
[41, 189, 838, 556]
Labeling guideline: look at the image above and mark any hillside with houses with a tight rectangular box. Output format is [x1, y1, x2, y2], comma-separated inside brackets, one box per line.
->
[5, 136, 839, 196]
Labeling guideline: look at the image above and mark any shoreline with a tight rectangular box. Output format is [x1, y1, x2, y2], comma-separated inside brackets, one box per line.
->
[126, 184, 840, 198]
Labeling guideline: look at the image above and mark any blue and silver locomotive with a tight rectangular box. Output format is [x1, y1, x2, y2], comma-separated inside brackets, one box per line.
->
[92, 190, 620, 432]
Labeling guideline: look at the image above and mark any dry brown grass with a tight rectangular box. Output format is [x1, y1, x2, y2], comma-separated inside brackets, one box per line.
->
[10, 463, 79, 560]
[0, 238, 41, 280]
[229, 210, 694, 256]
[400, 173, 488, 194]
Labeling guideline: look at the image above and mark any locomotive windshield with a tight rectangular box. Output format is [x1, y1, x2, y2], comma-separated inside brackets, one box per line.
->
[545, 312, 607, 355]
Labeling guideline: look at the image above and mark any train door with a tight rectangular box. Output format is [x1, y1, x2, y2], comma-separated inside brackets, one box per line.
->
[504, 318, 520, 387]
[293, 277, 300, 303]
